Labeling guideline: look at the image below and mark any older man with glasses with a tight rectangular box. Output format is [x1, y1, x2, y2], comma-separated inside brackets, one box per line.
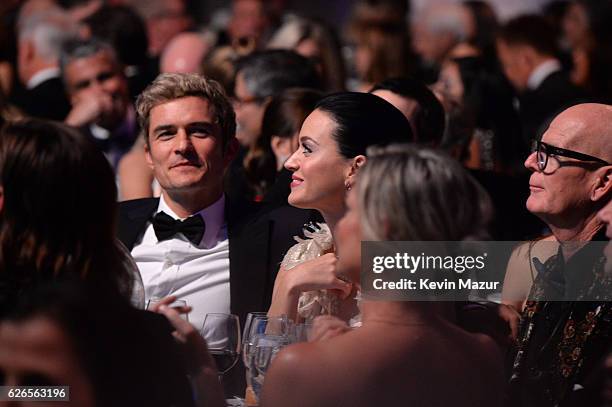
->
[504, 103, 612, 407]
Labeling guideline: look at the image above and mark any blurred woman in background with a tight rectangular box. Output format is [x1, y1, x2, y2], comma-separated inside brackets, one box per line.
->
[243, 87, 323, 204]
[267, 17, 346, 92]
[347, 0, 416, 91]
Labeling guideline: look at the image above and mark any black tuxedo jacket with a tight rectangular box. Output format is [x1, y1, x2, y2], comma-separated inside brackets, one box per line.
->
[518, 70, 585, 141]
[12, 77, 71, 121]
[117, 197, 320, 325]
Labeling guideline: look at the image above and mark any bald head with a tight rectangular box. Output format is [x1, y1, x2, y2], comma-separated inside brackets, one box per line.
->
[547, 103, 612, 163]
[159, 32, 210, 74]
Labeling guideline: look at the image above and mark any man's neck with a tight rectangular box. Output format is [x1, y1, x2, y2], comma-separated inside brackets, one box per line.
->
[548, 212, 603, 242]
[162, 190, 223, 218]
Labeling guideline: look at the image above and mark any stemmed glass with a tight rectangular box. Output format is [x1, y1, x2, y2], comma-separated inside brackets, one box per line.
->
[146, 298, 189, 321]
[201, 313, 241, 381]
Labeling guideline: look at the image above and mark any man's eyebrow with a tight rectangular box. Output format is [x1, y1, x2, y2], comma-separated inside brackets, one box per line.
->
[152, 124, 175, 134]
[186, 121, 215, 128]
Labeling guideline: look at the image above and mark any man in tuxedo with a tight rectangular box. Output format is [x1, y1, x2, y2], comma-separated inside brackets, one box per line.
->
[61, 38, 137, 170]
[13, 9, 76, 120]
[118, 73, 312, 332]
[496, 15, 584, 143]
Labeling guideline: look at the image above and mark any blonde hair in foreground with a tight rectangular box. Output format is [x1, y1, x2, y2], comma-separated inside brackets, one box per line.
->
[358, 144, 493, 241]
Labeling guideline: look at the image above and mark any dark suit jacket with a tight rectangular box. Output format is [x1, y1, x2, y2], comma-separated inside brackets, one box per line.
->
[518, 70, 585, 141]
[12, 77, 71, 121]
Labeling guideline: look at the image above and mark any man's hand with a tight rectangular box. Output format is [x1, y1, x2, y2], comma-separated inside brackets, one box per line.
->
[65, 87, 113, 127]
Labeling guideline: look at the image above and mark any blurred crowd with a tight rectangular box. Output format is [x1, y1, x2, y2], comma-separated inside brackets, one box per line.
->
[0, 0, 611, 406]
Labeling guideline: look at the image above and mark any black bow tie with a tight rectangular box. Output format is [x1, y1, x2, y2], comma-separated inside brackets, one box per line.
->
[152, 211, 206, 245]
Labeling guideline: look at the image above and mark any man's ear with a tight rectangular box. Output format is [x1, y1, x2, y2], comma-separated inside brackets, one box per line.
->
[345, 155, 367, 188]
[223, 137, 239, 167]
[23, 39, 34, 62]
[591, 166, 612, 202]
[144, 139, 154, 170]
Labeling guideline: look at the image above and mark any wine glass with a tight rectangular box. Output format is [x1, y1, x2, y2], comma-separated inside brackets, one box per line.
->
[146, 298, 189, 321]
[201, 313, 241, 381]
[242, 312, 268, 366]
[246, 316, 293, 403]
[251, 333, 292, 401]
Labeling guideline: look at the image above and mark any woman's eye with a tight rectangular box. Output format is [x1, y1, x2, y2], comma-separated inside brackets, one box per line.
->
[302, 144, 312, 154]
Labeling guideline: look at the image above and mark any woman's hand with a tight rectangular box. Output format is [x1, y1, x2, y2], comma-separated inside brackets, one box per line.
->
[157, 305, 225, 407]
[147, 295, 191, 316]
[281, 253, 353, 297]
[269, 254, 353, 319]
[310, 315, 351, 342]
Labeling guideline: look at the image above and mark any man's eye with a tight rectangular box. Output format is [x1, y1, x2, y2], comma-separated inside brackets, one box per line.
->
[97, 72, 114, 82]
[191, 128, 211, 137]
[157, 132, 174, 139]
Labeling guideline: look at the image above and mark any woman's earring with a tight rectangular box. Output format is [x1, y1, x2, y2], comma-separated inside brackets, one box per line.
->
[345, 183, 352, 191]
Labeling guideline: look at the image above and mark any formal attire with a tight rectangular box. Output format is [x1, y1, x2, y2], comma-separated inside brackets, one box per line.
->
[517, 60, 584, 142]
[80, 107, 139, 170]
[12, 68, 71, 121]
[118, 194, 319, 396]
[508, 229, 612, 407]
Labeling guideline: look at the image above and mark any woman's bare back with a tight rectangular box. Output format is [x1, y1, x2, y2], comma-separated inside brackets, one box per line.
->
[262, 319, 503, 407]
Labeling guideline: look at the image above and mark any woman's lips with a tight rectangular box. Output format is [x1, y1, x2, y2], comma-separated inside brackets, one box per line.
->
[290, 176, 303, 188]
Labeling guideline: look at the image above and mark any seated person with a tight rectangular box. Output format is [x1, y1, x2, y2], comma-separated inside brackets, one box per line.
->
[267, 92, 413, 323]
[0, 281, 223, 407]
[261, 145, 504, 407]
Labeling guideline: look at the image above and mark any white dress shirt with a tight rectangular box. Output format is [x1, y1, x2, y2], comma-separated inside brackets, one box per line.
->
[131, 194, 231, 342]
[527, 59, 562, 91]
[26, 67, 61, 89]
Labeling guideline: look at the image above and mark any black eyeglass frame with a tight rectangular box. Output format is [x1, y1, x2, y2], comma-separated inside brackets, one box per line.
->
[532, 140, 610, 171]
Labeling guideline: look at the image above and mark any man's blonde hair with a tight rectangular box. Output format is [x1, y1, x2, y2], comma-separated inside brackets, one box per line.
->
[136, 73, 236, 147]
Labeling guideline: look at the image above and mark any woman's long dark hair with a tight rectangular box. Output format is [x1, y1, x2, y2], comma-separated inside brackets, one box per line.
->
[0, 119, 133, 303]
[244, 88, 323, 199]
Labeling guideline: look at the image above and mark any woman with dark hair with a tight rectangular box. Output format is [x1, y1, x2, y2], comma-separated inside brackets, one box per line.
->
[433, 56, 525, 172]
[562, 0, 612, 101]
[243, 88, 323, 203]
[261, 145, 502, 407]
[0, 119, 224, 407]
[267, 17, 347, 92]
[347, 1, 417, 91]
[0, 281, 202, 407]
[370, 77, 446, 146]
[0, 119, 139, 305]
[267, 92, 413, 322]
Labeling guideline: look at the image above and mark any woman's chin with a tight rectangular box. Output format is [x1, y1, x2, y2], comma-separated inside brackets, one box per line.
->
[288, 193, 308, 209]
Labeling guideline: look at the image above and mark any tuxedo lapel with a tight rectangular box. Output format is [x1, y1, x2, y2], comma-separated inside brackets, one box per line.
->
[117, 198, 159, 250]
[226, 199, 269, 324]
